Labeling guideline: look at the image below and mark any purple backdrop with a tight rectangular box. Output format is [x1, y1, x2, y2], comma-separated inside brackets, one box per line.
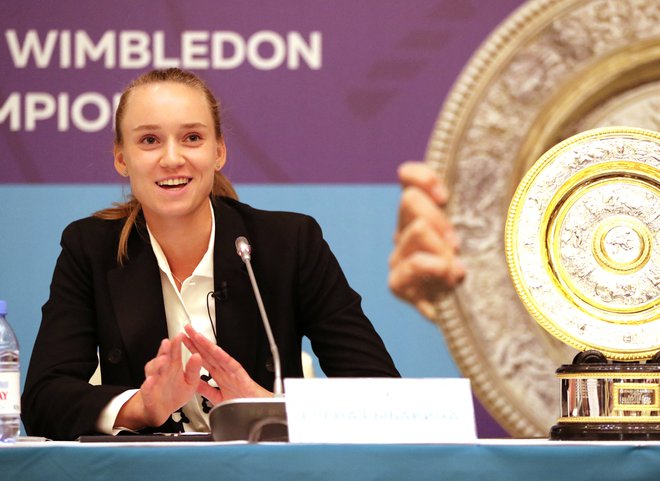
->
[1, 0, 524, 183]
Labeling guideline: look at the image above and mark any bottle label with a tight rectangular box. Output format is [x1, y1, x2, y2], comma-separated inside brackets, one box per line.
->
[0, 371, 20, 415]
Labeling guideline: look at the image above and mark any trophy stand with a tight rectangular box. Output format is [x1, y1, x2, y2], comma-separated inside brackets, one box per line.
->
[551, 350, 660, 440]
[505, 127, 660, 441]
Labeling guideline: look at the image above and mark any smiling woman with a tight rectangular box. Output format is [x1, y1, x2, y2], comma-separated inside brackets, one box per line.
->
[20, 68, 399, 441]
[97, 69, 236, 266]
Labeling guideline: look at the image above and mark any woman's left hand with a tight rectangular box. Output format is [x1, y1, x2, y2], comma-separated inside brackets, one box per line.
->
[182, 324, 272, 405]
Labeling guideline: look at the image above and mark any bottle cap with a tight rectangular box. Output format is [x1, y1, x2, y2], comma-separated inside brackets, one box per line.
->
[0, 300, 6, 315]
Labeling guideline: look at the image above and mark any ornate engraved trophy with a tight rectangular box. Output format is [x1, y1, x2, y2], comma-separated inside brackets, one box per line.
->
[505, 126, 660, 440]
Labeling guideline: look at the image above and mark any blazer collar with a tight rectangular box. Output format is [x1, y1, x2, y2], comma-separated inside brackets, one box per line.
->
[107, 218, 168, 378]
[211, 197, 261, 376]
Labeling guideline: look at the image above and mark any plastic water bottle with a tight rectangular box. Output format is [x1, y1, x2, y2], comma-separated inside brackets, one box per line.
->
[0, 300, 20, 442]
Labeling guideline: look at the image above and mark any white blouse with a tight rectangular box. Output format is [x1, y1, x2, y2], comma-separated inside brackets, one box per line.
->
[96, 202, 218, 434]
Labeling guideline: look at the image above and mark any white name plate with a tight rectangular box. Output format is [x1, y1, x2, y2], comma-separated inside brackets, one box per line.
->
[284, 378, 477, 444]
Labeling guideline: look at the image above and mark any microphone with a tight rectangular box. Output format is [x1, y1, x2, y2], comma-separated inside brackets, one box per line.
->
[235, 236, 283, 397]
[235, 236, 251, 262]
[211, 281, 229, 301]
[208, 237, 287, 442]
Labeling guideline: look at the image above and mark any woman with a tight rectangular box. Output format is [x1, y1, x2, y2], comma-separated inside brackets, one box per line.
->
[22, 68, 399, 441]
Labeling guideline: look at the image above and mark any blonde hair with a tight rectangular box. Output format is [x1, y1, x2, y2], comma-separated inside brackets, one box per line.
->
[95, 68, 237, 264]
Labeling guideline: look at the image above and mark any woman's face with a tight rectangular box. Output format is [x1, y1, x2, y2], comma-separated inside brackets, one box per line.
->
[114, 82, 225, 226]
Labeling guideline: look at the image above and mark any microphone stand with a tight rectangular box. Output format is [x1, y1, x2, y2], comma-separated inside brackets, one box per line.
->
[208, 236, 287, 442]
[236, 237, 283, 397]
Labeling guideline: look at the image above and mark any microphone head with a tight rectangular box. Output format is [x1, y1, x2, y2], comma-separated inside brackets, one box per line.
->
[235, 236, 251, 262]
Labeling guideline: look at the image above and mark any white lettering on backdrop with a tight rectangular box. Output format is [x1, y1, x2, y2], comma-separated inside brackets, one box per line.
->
[5, 30, 322, 70]
[0, 92, 121, 132]
[1, 29, 322, 132]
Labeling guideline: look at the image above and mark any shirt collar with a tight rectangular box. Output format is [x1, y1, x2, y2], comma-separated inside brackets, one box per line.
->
[147, 200, 215, 281]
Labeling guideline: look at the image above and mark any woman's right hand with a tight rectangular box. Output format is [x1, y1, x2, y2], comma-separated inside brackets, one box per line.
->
[114, 333, 202, 431]
[388, 161, 465, 319]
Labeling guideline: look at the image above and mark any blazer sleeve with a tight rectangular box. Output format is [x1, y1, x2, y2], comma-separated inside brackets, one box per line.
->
[21, 221, 130, 440]
[294, 216, 400, 378]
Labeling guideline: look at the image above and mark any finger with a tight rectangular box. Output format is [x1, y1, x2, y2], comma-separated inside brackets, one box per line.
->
[398, 161, 448, 205]
[183, 336, 225, 379]
[181, 333, 198, 355]
[396, 187, 457, 246]
[390, 217, 457, 268]
[183, 353, 202, 386]
[144, 351, 170, 378]
[182, 329, 224, 375]
[187, 330, 270, 399]
[414, 299, 437, 320]
[182, 325, 211, 360]
[144, 338, 170, 376]
[410, 251, 465, 287]
[169, 333, 184, 366]
[157, 338, 171, 356]
[144, 358, 157, 377]
[389, 251, 465, 301]
[184, 324, 232, 370]
[157, 353, 174, 376]
[197, 381, 224, 405]
[183, 325, 254, 396]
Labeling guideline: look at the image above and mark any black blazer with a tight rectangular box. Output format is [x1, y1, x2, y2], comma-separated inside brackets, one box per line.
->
[22, 197, 399, 440]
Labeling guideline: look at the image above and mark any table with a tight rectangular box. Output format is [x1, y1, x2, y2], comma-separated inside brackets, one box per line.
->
[3, 439, 660, 481]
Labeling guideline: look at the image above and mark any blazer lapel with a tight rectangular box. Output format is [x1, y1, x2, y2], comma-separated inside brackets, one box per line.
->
[212, 199, 261, 377]
[107, 223, 168, 382]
